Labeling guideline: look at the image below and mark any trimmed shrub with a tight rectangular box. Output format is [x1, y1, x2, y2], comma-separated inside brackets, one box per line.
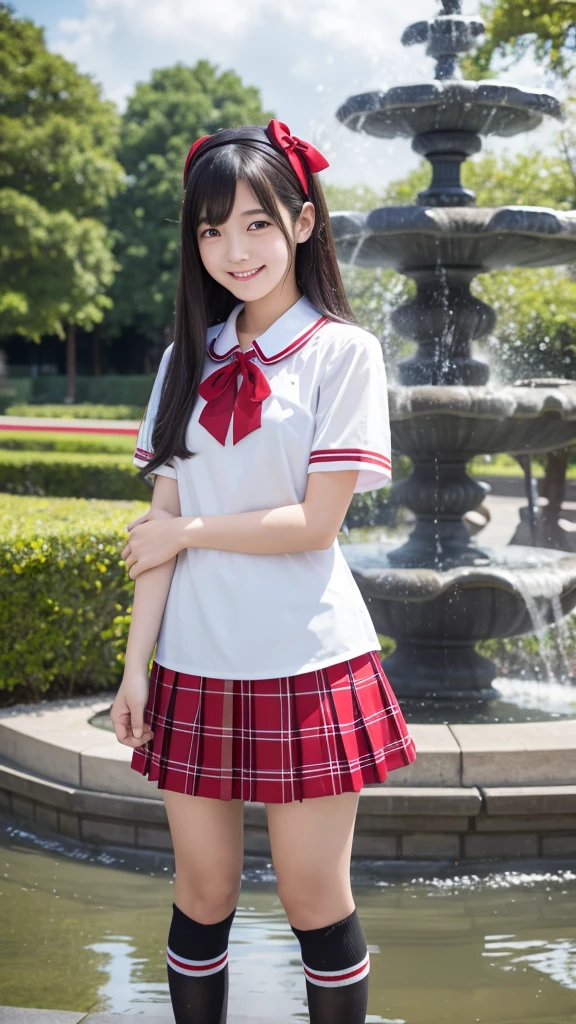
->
[0, 450, 151, 500]
[0, 444, 404, 518]
[0, 431, 135, 454]
[0, 379, 33, 411]
[5, 402, 143, 419]
[0, 494, 149, 704]
[4, 374, 154, 406]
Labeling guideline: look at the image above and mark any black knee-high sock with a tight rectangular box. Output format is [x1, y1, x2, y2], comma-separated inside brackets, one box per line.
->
[290, 907, 369, 1024]
[166, 901, 236, 1024]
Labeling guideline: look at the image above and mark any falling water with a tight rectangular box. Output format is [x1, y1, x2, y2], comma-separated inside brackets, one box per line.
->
[550, 592, 575, 683]
[433, 454, 442, 566]
[348, 228, 369, 268]
[511, 572, 564, 684]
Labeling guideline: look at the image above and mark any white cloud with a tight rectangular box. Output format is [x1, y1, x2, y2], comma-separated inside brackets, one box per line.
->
[57, 0, 436, 55]
[56, 14, 115, 62]
[48, 0, 564, 188]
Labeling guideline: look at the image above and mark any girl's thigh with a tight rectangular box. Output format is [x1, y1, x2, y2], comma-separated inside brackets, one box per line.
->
[265, 791, 360, 928]
[163, 790, 245, 923]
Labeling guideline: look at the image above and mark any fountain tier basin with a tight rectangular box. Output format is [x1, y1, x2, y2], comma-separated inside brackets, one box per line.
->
[336, 81, 562, 140]
[332, 206, 576, 270]
[342, 544, 576, 695]
[389, 383, 576, 459]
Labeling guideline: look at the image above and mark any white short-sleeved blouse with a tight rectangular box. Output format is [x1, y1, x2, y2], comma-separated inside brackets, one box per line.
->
[133, 294, 392, 679]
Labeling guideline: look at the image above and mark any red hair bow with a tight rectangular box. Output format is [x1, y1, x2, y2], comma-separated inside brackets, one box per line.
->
[265, 119, 330, 196]
[183, 134, 211, 188]
[182, 120, 329, 194]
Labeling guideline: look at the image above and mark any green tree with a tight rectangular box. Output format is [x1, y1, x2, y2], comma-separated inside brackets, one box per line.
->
[461, 0, 576, 82]
[0, 2, 125, 397]
[475, 265, 576, 380]
[105, 61, 275, 358]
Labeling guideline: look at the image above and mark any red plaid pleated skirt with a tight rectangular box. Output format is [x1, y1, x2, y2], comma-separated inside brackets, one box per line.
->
[130, 649, 417, 803]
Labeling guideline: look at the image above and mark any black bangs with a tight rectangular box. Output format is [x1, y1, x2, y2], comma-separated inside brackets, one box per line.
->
[187, 142, 291, 233]
[190, 155, 235, 230]
[190, 148, 239, 230]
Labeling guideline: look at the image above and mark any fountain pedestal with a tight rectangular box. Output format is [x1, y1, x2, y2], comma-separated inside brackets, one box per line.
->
[388, 460, 491, 567]
[379, 641, 496, 698]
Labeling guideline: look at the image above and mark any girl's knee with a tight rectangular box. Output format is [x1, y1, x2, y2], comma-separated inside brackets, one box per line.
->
[174, 881, 241, 925]
[281, 895, 356, 930]
[278, 878, 355, 929]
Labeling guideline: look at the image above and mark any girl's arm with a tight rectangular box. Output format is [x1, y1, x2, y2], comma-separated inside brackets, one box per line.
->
[121, 469, 360, 579]
[110, 474, 181, 746]
[178, 468, 359, 554]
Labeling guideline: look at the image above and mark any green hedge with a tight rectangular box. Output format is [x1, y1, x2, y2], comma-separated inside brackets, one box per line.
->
[0, 379, 32, 410]
[0, 450, 151, 500]
[0, 443, 403, 517]
[2, 374, 154, 407]
[0, 430, 135, 454]
[0, 494, 149, 703]
[5, 402, 143, 419]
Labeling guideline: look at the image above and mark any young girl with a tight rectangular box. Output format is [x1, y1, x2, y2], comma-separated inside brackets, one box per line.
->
[110, 119, 417, 1024]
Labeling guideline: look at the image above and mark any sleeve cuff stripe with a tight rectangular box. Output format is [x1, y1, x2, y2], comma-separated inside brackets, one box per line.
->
[311, 447, 391, 460]
[309, 450, 391, 470]
[135, 447, 153, 461]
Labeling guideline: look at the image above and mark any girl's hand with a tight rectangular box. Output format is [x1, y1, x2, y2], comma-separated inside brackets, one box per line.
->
[110, 672, 154, 748]
[121, 518, 184, 579]
[126, 506, 175, 531]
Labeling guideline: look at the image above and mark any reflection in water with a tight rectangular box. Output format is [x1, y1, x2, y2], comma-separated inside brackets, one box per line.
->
[84, 937, 168, 1014]
[484, 935, 576, 990]
[1, 821, 576, 1023]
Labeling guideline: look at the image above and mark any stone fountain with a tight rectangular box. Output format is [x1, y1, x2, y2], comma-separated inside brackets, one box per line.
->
[331, 0, 576, 700]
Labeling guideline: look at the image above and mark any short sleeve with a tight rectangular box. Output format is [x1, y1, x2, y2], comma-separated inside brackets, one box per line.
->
[133, 344, 178, 479]
[308, 332, 392, 494]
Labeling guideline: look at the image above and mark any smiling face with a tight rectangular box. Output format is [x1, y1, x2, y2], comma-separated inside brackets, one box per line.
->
[196, 177, 315, 303]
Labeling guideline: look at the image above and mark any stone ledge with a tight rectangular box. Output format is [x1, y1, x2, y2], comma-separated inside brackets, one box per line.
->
[0, 1010, 86, 1024]
[0, 757, 168, 824]
[0, 756, 482, 824]
[450, 721, 576, 787]
[475, 814, 576, 832]
[482, 785, 576, 814]
[464, 833, 540, 858]
[359, 785, 481, 815]
[0, 1009, 86, 1023]
[0, 1010, 286, 1024]
[1, 696, 575, 861]
[2, 753, 576, 861]
[2, 696, 576, 792]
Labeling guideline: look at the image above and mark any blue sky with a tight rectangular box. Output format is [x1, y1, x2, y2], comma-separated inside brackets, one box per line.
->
[11, 0, 563, 189]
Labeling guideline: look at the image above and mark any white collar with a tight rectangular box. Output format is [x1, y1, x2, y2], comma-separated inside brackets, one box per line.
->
[207, 295, 330, 364]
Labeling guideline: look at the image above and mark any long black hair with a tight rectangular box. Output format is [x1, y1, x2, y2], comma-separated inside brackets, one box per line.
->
[138, 123, 357, 478]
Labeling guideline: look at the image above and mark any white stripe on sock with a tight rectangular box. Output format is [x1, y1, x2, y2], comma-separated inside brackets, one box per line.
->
[302, 951, 370, 987]
[166, 945, 228, 977]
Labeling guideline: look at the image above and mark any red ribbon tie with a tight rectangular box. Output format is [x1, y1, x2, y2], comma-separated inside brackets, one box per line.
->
[198, 349, 272, 445]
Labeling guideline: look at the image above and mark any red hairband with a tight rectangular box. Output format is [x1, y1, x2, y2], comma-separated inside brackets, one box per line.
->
[182, 118, 329, 196]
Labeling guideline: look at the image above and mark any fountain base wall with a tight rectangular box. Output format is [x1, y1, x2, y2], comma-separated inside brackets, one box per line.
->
[1, 696, 575, 862]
